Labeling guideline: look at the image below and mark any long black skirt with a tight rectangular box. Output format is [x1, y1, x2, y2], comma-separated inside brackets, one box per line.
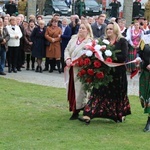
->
[83, 68, 131, 122]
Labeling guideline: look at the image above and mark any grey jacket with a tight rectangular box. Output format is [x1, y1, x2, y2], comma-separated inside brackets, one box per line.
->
[91, 22, 107, 39]
[0, 27, 10, 51]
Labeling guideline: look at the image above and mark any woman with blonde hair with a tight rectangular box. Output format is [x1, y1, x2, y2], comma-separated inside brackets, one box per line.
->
[64, 22, 93, 120]
[79, 22, 131, 124]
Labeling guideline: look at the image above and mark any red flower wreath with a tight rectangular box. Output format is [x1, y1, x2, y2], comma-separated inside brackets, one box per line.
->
[77, 38, 120, 92]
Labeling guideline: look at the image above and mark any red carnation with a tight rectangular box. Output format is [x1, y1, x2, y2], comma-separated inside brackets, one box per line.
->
[80, 69, 86, 75]
[94, 60, 101, 68]
[87, 69, 94, 76]
[86, 78, 92, 83]
[96, 72, 104, 79]
[105, 57, 112, 63]
[78, 72, 82, 77]
[78, 58, 84, 66]
[84, 58, 91, 65]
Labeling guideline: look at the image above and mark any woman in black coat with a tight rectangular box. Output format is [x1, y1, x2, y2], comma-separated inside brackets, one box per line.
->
[79, 22, 131, 124]
[31, 20, 46, 73]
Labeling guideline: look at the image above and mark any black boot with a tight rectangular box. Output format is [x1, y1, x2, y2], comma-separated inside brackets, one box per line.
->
[49, 59, 54, 73]
[8, 65, 12, 73]
[61, 57, 65, 72]
[69, 113, 79, 120]
[26, 62, 30, 70]
[32, 63, 35, 70]
[43, 58, 49, 71]
[13, 67, 17, 73]
[143, 117, 150, 132]
[56, 60, 61, 74]
[39, 66, 43, 73]
[31, 56, 35, 70]
[35, 66, 39, 72]
[53, 58, 57, 70]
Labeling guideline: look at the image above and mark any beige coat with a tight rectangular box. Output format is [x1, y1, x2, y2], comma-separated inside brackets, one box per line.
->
[45, 26, 62, 58]
[145, 2, 150, 22]
[64, 35, 92, 109]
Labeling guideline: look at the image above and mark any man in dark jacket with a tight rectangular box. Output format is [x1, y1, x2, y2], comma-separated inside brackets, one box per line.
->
[5, 0, 18, 16]
[109, 0, 121, 18]
[132, 0, 141, 19]
[91, 14, 107, 39]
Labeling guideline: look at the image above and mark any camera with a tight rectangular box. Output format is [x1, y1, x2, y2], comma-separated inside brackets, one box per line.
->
[140, 22, 143, 26]
[75, 18, 79, 24]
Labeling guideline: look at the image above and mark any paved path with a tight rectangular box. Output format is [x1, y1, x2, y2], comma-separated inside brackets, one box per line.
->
[1, 66, 139, 96]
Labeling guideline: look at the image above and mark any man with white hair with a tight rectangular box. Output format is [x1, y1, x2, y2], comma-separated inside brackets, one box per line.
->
[60, 17, 72, 72]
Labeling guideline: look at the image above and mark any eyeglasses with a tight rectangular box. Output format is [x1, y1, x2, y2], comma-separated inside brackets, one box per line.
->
[106, 28, 113, 30]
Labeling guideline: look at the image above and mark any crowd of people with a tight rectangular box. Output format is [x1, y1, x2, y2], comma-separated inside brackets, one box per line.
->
[0, 0, 150, 132]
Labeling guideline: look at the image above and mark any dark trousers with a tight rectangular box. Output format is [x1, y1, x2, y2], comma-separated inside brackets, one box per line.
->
[26, 54, 35, 69]
[8, 46, 19, 69]
[17, 47, 25, 69]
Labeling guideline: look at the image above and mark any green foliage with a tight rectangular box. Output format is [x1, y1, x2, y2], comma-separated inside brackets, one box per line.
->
[0, 78, 149, 150]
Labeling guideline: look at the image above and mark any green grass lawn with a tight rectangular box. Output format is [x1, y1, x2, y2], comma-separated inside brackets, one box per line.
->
[0, 77, 149, 150]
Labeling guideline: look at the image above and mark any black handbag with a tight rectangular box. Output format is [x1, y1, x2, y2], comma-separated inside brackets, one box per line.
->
[45, 40, 50, 46]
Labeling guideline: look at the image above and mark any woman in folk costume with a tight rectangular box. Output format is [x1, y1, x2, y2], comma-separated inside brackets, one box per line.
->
[64, 22, 93, 120]
[136, 36, 150, 132]
[126, 20, 144, 75]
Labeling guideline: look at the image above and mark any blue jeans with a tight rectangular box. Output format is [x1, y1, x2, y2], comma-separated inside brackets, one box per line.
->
[0, 46, 6, 72]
